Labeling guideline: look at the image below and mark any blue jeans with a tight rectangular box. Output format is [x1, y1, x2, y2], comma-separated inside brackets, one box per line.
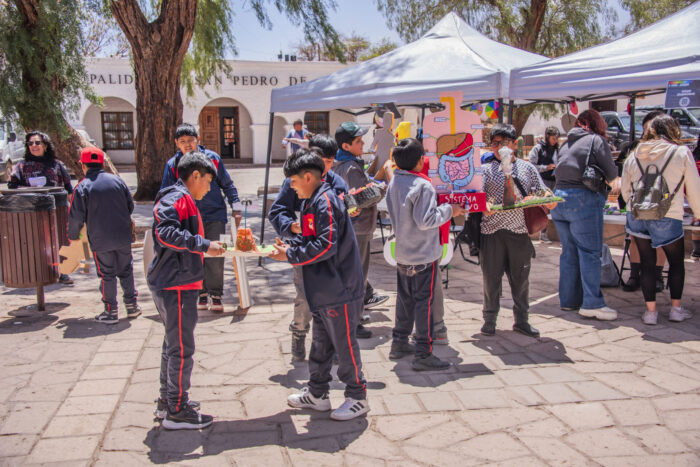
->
[551, 188, 606, 309]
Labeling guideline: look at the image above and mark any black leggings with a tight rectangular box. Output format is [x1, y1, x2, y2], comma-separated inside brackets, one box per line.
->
[633, 236, 685, 302]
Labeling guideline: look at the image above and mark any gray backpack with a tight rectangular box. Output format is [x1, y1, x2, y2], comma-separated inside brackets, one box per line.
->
[630, 146, 684, 221]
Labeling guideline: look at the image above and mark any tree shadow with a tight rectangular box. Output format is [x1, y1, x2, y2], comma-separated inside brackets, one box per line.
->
[143, 410, 369, 463]
[54, 316, 132, 339]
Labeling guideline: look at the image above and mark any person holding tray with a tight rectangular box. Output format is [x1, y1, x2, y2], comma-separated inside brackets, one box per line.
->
[480, 124, 556, 338]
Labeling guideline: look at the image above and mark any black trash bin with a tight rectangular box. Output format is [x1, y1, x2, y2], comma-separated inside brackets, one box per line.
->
[0, 192, 60, 310]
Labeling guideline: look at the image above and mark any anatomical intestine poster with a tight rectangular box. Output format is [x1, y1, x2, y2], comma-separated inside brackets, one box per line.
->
[423, 92, 485, 208]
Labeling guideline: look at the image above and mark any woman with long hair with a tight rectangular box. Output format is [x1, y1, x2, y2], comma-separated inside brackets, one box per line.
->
[621, 115, 700, 324]
[551, 109, 621, 321]
[8, 130, 74, 284]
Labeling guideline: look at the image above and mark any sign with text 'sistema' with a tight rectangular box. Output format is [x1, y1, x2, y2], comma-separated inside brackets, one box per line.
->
[422, 91, 486, 212]
[665, 80, 700, 109]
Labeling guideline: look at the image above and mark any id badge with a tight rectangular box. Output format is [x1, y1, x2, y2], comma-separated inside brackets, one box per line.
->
[302, 214, 316, 236]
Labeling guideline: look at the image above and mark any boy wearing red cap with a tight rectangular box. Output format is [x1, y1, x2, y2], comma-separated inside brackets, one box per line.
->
[68, 147, 140, 323]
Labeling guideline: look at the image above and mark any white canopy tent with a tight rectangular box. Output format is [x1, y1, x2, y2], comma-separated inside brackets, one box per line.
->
[259, 13, 546, 247]
[270, 12, 546, 112]
[508, 2, 700, 102]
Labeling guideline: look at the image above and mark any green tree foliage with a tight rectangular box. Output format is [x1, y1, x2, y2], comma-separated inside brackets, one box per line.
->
[620, 0, 694, 33]
[359, 38, 398, 61]
[294, 35, 397, 62]
[0, 0, 99, 135]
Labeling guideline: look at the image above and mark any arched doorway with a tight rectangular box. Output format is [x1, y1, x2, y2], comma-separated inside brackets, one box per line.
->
[197, 98, 253, 160]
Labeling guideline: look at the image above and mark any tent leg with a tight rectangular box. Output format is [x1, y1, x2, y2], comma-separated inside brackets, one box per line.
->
[258, 112, 275, 267]
[507, 100, 514, 124]
[498, 98, 504, 123]
[628, 96, 636, 147]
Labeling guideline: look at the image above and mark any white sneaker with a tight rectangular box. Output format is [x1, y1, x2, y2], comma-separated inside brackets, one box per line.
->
[642, 310, 658, 325]
[287, 388, 331, 412]
[539, 232, 552, 244]
[330, 397, 370, 421]
[669, 307, 692, 322]
[579, 306, 618, 321]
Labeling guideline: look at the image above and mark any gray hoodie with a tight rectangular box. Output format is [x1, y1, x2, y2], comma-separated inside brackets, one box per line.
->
[386, 170, 453, 265]
[554, 127, 618, 191]
[621, 139, 700, 220]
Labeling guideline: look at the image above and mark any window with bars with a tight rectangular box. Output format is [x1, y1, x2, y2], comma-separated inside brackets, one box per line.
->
[304, 111, 329, 135]
[101, 112, 134, 150]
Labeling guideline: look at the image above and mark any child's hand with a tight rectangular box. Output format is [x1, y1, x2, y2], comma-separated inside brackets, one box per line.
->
[207, 241, 226, 257]
[450, 204, 466, 217]
[291, 222, 301, 234]
[349, 208, 361, 217]
[269, 237, 290, 261]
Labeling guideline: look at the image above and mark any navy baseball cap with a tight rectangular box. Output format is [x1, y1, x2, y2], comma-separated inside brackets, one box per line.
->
[335, 121, 369, 146]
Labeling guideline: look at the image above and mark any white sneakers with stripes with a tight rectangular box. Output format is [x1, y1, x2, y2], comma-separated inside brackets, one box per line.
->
[287, 388, 370, 420]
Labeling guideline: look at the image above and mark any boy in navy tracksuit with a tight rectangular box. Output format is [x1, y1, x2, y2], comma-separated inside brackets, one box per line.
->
[269, 149, 369, 421]
[68, 147, 140, 324]
[385, 139, 466, 371]
[269, 135, 354, 362]
[161, 123, 241, 313]
[149, 152, 226, 430]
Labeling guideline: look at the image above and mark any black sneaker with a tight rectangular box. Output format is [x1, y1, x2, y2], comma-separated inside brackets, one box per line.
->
[210, 296, 224, 313]
[162, 406, 213, 430]
[364, 294, 389, 310]
[58, 273, 74, 285]
[95, 310, 118, 324]
[360, 313, 371, 324]
[197, 294, 209, 311]
[655, 278, 665, 293]
[389, 341, 415, 360]
[481, 322, 496, 335]
[513, 322, 540, 338]
[412, 354, 451, 371]
[692, 250, 700, 259]
[356, 324, 372, 339]
[154, 398, 200, 420]
[125, 303, 141, 319]
[622, 276, 640, 292]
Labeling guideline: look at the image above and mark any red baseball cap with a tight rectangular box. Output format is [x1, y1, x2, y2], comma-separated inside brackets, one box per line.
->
[80, 147, 105, 164]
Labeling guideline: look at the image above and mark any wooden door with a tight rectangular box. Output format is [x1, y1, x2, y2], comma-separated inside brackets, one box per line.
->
[198, 107, 220, 154]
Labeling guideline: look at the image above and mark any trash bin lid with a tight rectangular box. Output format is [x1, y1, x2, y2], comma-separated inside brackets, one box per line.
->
[0, 193, 55, 212]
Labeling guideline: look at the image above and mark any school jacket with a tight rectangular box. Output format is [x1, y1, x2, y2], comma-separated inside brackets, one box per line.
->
[286, 182, 364, 310]
[333, 149, 377, 235]
[67, 168, 133, 252]
[268, 169, 348, 240]
[160, 146, 240, 224]
[147, 180, 211, 290]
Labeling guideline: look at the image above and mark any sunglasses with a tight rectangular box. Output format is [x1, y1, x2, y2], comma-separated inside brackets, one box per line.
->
[490, 139, 511, 147]
[28, 141, 44, 146]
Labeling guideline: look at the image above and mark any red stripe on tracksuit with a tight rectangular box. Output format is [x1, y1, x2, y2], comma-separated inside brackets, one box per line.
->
[93, 252, 109, 311]
[176, 290, 185, 412]
[343, 303, 363, 388]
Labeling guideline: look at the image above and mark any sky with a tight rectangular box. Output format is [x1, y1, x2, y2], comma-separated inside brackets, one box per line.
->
[229, 0, 404, 61]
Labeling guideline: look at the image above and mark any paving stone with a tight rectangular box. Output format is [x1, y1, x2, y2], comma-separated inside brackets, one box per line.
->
[342, 430, 405, 461]
[55, 394, 120, 416]
[26, 435, 100, 463]
[504, 386, 544, 406]
[512, 417, 571, 438]
[90, 350, 140, 366]
[374, 413, 452, 441]
[383, 394, 422, 415]
[532, 366, 589, 383]
[43, 413, 111, 437]
[637, 366, 700, 393]
[567, 380, 626, 401]
[70, 378, 128, 396]
[80, 364, 134, 380]
[10, 382, 73, 402]
[652, 394, 700, 411]
[452, 432, 530, 461]
[531, 383, 584, 404]
[0, 434, 38, 457]
[661, 409, 700, 431]
[496, 368, 543, 386]
[516, 436, 590, 464]
[401, 445, 481, 466]
[595, 453, 700, 467]
[591, 372, 668, 398]
[565, 428, 646, 457]
[549, 402, 615, 430]
[454, 389, 512, 409]
[623, 425, 691, 454]
[459, 407, 548, 434]
[0, 401, 60, 434]
[404, 420, 474, 449]
[604, 399, 660, 426]
[675, 431, 700, 451]
[416, 391, 461, 411]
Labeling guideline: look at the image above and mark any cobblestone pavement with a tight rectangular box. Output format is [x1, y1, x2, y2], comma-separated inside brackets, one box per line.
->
[1, 168, 699, 466]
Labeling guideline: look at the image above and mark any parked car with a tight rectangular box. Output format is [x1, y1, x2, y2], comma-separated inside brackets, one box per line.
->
[600, 111, 644, 152]
[0, 121, 25, 182]
[637, 105, 700, 137]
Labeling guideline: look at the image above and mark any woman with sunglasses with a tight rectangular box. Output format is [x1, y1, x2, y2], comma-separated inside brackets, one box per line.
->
[8, 130, 74, 284]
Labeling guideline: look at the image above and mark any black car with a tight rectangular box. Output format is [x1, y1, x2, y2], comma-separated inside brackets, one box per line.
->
[600, 111, 644, 152]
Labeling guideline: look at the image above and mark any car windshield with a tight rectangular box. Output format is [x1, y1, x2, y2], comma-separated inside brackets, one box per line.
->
[618, 115, 644, 133]
[687, 108, 700, 123]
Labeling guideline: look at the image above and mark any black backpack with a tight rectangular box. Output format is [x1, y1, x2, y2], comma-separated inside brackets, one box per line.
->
[630, 146, 684, 221]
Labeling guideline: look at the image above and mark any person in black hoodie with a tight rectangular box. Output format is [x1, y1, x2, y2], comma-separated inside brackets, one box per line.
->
[269, 149, 369, 421]
[148, 152, 225, 430]
[68, 147, 140, 324]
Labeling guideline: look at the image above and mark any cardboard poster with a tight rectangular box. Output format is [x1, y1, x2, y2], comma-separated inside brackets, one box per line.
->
[422, 91, 485, 212]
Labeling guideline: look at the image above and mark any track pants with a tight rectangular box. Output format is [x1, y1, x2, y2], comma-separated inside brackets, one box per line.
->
[93, 245, 137, 313]
[152, 288, 198, 413]
[290, 265, 312, 333]
[393, 260, 440, 358]
[308, 299, 367, 400]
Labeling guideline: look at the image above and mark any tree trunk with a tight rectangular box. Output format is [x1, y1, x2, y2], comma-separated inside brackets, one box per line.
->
[50, 127, 119, 178]
[517, 0, 548, 51]
[110, 0, 197, 201]
[511, 105, 538, 137]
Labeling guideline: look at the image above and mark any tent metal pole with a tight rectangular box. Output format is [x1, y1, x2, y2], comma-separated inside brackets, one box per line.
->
[498, 98, 504, 123]
[628, 96, 636, 147]
[507, 100, 514, 124]
[258, 111, 275, 266]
